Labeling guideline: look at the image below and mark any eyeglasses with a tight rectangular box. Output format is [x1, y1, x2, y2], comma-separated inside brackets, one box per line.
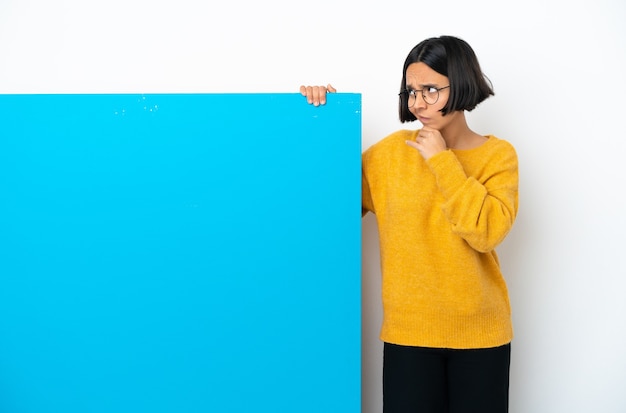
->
[400, 85, 450, 107]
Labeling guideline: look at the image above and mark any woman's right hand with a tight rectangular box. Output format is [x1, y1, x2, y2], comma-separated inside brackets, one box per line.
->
[299, 84, 336, 106]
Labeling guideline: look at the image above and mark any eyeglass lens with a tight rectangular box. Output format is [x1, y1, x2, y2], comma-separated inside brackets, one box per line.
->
[408, 89, 439, 107]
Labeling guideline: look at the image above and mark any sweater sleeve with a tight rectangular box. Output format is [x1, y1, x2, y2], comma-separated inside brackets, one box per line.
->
[361, 150, 374, 216]
[426, 144, 519, 253]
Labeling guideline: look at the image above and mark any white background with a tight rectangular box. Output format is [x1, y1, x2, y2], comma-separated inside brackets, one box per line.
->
[1, 1, 625, 412]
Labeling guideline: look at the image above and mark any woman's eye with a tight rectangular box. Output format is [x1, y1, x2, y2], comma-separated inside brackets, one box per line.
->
[426, 87, 437, 94]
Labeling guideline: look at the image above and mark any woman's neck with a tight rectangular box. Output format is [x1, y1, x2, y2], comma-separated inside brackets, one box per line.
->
[439, 112, 485, 150]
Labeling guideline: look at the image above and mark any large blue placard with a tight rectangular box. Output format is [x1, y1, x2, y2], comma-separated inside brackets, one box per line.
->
[0, 94, 361, 413]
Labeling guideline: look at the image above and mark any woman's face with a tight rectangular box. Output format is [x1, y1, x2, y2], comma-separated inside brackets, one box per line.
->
[405, 62, 451, 129]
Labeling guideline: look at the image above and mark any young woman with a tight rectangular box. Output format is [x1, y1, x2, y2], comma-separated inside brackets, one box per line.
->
[301, 35, 519, 413]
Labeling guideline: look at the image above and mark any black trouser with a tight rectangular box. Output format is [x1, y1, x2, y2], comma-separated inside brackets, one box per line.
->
[383, 342, 511, 413]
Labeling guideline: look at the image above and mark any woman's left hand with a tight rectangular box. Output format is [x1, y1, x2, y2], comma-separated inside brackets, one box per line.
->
[406, 126, 447, 160]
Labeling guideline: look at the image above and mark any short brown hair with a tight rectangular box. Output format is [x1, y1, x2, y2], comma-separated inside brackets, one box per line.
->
[399, 36, 494, 122]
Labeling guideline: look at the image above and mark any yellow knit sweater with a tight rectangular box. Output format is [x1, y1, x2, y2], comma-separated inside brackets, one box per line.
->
[362, 129, 519, 349]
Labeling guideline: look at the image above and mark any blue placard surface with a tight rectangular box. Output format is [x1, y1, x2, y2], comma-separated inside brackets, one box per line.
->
[0, 93, 361, 413]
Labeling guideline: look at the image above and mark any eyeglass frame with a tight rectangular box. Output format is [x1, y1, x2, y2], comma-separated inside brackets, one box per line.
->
[399, 85, 450, 107]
